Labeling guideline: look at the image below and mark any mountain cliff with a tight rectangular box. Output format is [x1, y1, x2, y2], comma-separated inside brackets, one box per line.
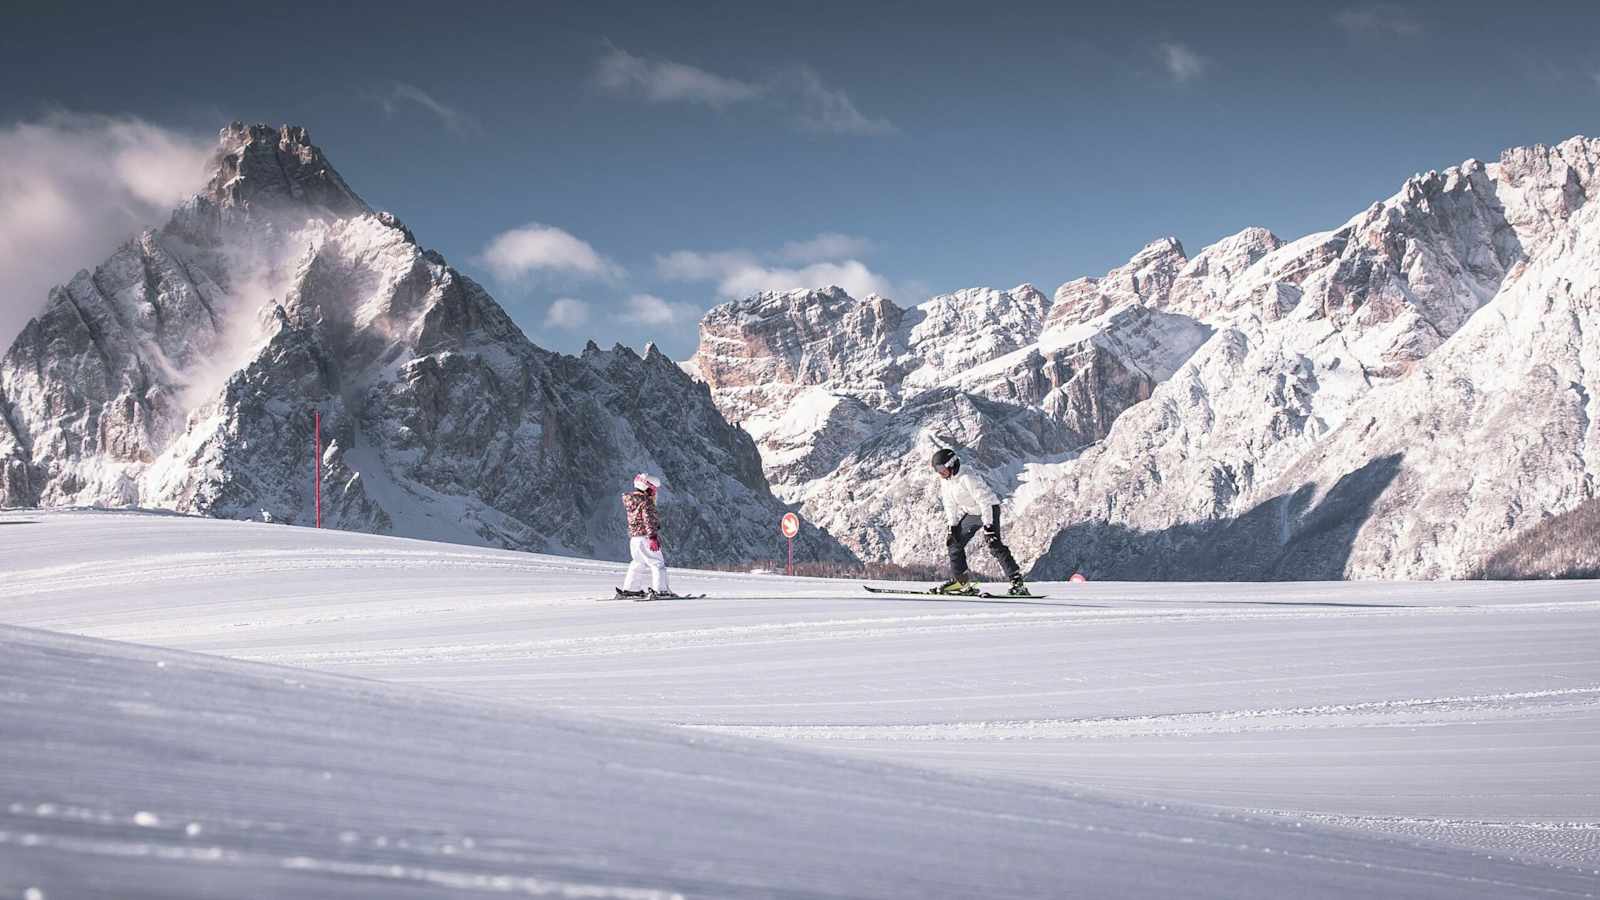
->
[1016, 137, 1600, 579]
[691, 282, 1213, 566]
[0, 123, 843, 566]
[692, 136, 1600, 579]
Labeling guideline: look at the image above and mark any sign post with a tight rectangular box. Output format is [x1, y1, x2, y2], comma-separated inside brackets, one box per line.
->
[780, 512, 800, 576]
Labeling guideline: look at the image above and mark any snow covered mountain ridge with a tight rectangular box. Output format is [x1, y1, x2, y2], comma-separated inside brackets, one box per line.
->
[5, 124, 1593, 578]
[0, 123, 845, 565]
[691, 135, 1600, 579]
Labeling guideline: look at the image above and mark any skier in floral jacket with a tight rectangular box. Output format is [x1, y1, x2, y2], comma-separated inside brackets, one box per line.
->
[617, 473, 674, 599]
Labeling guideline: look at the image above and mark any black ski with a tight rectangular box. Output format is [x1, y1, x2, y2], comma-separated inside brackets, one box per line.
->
[599, 592, 708, 601]
[862, 585, 1049, 600]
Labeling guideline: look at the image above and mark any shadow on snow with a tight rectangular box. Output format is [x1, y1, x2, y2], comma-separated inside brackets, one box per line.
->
[1032, 454, 1406, 582]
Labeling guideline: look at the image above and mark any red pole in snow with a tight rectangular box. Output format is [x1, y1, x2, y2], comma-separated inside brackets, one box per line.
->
[314, 410, 322, 529]
[787, 536, 793, 577]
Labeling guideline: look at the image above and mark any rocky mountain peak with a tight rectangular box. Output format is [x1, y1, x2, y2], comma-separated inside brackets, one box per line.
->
[1158, 226, 1285, 320]
[1186, 227, 1280, 266]
[1, 122, 842, 567]
[201, 122, 370, 221]
[693, 287, 908, 412]
[1047, 235, 1189, 328]
[1494, 135, 1600, 187]
[1131, 236, 1187, 263]
[721, 286, 859, 320]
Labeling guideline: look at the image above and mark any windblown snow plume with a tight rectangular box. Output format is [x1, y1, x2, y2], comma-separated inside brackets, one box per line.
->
[0, 114, 211, 349]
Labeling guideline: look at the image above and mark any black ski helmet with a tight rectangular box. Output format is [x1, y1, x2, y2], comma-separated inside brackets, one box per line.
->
[931, 448, 960, 475]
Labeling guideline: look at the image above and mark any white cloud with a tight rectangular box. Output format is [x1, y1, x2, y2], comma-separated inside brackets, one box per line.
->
[479, 224, 622, 282]
[656, 245, 895, 301]
[720, 259, 894, 299]
[596, 43, 762, 108]
[1333, 5, 1425, 37]
[655, 248, 760, 281]
[379, 82, 479, 134]
[778, 232, 874, 263]
[1158, 42, 1210, 83]
[544, 297, 591, 330]
[790, 67, 898, 136]
[594, 46, 894, 137]
[0, 113, 212, 350]
[621, 293, 698, 325]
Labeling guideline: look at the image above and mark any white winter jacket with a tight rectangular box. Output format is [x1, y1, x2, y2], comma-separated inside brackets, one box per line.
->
[939, 471, 1000, 527]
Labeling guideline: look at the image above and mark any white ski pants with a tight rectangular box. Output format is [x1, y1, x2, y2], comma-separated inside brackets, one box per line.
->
[624, 536, 670, 592]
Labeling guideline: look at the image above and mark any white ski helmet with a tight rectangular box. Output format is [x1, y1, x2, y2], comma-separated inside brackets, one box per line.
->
[633, 472, 662, 492]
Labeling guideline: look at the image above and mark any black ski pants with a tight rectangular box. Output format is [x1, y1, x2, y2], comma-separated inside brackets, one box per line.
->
[947, 513, 1020, 581]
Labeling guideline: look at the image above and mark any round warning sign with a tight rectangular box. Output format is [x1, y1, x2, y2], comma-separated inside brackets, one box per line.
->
[780, 512, 801, 538]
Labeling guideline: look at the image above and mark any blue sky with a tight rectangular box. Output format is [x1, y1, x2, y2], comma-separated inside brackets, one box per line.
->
[2, 0, 1598, 357]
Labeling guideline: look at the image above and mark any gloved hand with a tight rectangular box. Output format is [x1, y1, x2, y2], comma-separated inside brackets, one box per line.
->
[648, 533, 661, 552]
[946, 525, 962, 548]
[984, 504, 1002, 536]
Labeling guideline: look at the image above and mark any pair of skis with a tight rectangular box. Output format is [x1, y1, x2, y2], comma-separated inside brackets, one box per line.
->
[861, 585, 1050, 600]
[598, 586, 1051, 602]
[599, 590, 707, 602]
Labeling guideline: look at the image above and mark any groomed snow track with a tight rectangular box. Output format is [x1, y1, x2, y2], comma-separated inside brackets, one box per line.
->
[2, 509, 1597, 898]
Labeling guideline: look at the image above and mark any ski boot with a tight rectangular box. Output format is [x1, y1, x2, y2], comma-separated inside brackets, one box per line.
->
[1007, 574, 1030, 597]
[933, 579, 980, 596]
[644, 588, 678, 601]
[615, 587, 646, 599]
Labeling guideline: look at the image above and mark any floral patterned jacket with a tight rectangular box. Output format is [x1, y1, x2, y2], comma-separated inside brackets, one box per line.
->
[622, 490, 661, 537]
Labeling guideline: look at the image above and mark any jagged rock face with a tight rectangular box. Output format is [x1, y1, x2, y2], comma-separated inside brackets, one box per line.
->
[1285, 190, 1600, 578]
[1020, 136, 1600, 580]
[901, 285, 1052, 393]
[693, 286, 908, 420]
[1048, 228, 1287, 329]
[696, 136, 1600, 580]
[0, 122, 377, 513]
[196, 122, 370, 225]
[692, 282, 1213, 566]
[0, 231, 229, 506]
[0, 124, 845, 566]
[1161, 227, 1285, 320]
[1049, 237, 1192, 328]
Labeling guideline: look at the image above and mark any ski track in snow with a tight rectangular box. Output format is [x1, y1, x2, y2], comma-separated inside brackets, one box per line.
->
[682, 687, 1600, 740]
[2, 509, 1599, 896]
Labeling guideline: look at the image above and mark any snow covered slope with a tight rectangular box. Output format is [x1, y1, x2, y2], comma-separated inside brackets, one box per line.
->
[13, 623, 1597, 900]
[1019, 137, 1600, 580]
[3, 509, 1597, 895]
[0, 123, 841, 566]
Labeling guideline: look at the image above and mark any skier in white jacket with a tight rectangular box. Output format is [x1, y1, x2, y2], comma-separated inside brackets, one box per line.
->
[930, 448, 1028, 596]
